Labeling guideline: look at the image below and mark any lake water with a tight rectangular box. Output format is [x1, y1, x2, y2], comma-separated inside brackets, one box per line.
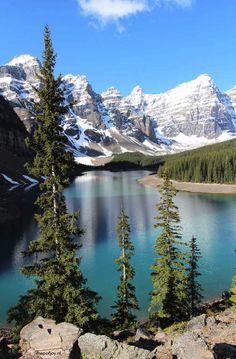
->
[1, 170, 236, 325]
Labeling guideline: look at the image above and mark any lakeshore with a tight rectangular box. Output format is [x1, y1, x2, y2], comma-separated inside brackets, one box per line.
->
[138, 175, 236, 194]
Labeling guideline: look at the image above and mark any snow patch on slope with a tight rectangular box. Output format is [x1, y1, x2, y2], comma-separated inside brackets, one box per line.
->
[1, 173, 20, 185]
[22, 175, 39, 184]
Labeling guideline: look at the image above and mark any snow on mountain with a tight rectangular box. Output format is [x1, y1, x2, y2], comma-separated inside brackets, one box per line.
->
[1, 54, 236, 164]
[0, 55, 40, 132]
[6, 54, 37, 66]
[124, 74, 236, 139]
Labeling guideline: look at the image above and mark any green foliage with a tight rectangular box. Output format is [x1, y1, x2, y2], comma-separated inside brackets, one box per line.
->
[230, 274, 236, 305]
[112, 209, 139, 329]
[149, 170, 189, 325]
[158, 139, 236, 184]
[187, 236, 203, 316]
[8, 26, 100, 335]
[164, 321, 187, 333]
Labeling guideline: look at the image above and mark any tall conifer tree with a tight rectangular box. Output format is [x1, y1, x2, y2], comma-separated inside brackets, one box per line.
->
[149, 170, 188, 325]
[230, 275, 236, 305]
[187, 236, 203, 317]
[8, 26, 100, 334]
[112, 209, 139, 329]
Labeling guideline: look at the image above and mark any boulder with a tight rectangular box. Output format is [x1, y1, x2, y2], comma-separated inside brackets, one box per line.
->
[20, 317, 82, 359]
[134, 328, 152, 342]
[186, 314, 206, 331]
[172, 332, 214, 359]
[154, 331, 169, 344]
[206, 316, 217, 327]
[205, 321, 236, 347]
[78, 333, 151, 359]
[148, 346, 173, 359]
[215, 310, 236, 324]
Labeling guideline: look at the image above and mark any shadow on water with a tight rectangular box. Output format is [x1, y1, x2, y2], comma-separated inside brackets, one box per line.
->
[0, 187, 38, 273]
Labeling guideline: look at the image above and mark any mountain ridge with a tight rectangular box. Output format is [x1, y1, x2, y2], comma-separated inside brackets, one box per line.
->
[1, 54, 236, 165]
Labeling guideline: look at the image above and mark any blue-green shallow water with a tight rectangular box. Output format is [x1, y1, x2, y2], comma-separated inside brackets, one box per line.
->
[1, 170, 236, 324]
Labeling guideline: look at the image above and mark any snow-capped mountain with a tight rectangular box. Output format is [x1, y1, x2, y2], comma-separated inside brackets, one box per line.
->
[1, 54, 236, 164]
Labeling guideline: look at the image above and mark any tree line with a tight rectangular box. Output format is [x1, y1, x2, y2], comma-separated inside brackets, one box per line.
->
[158, 139, 236, 183]
[7, 27, 236, 338]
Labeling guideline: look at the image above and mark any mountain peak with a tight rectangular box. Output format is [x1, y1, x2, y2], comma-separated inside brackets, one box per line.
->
[63, 74, 88, 82]
[130, 85, 143, 96]
[6, 54, 38, 66]
[102, 86, 121, 97]
[195, 73, 214, 82]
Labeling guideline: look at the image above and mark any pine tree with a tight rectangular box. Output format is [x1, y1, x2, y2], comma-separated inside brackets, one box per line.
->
[149, 170, 188, 325]
[112, 209, 139, 329]
[230, 275, 236, 305]
[8, 26, 100, 335]
[187, 236, 203, 317]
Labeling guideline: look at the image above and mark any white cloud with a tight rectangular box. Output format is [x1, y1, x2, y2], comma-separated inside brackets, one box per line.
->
[78, 0, 148, 23]
[77, 0, 193, 25]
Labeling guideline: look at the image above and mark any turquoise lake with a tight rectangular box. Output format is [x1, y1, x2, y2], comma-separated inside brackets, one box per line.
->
[1, 170, 236, 325]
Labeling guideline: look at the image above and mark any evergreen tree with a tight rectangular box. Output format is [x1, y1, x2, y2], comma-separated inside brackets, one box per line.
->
[149, 170, 188, 325]
[112, 209, 139, 329]
[158, 138, 236, 184]
[8, 26, 100, 335]
[230, 275, 236, 305]
[187, 236, 203, 317]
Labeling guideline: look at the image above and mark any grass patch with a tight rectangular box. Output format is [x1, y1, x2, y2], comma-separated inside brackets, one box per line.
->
[164, 321, 187, 334]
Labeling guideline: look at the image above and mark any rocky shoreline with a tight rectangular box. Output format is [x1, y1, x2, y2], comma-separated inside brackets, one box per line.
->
[1, 309, 236, 359]
[138, 175, 236, 195]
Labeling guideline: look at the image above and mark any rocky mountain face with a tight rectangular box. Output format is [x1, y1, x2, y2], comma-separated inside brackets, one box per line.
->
[0, 94, 35, 188]
[0, 55, 40, 133]
[0, 95, 29, 156]
[1, 55, 236, 164]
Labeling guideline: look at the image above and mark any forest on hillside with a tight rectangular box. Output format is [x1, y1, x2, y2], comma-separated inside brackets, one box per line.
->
[158, 139, 236, 184]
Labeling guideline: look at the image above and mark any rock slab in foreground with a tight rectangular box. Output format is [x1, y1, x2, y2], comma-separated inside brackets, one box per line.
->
[78, 333, 151, 359]
[172, 332, 214, 359]
[20, 317, 82, 359]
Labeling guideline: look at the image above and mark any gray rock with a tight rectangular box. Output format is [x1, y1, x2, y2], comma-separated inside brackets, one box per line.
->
[20, 317, 82, 359]
[206, 316, 217, 327]
[134, 328, 152, 342]
[186, 314, 206, 331]
[78, 333, 151, 359]
[153, 331, 173, 348]
[172, 332, 214, 359]
[148, 346, 173, 359]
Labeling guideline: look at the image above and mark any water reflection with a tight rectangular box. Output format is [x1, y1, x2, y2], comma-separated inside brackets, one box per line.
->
[65, 171, 158, 247]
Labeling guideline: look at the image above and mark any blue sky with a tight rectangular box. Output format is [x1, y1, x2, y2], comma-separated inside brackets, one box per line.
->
[1, 0, 236, 95]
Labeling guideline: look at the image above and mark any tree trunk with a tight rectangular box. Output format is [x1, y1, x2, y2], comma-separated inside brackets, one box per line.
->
[52, 164, 59, 256]
[122, 220, 128, 319]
